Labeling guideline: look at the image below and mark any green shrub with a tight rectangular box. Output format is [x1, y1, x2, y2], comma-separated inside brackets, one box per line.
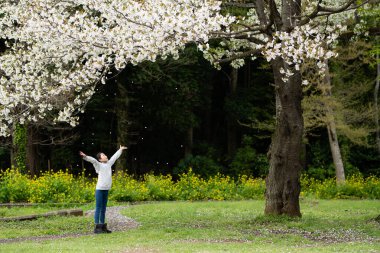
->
[67, 170, 96, 203]
[305, 166, 335, 181]
[144, 174, 176, 200]
[175, 169, 208, 200]
[174, 155, 222, 178]
[0, 169, 95, 203]
[204, 174, 237, 200]
[362, 176, 380, 199]
[237, 175, 265, 199]
[29, 170, 81, 203]
[230, 136, 269, 177]
[0, 168, 379, 203]
[0, 168, 30, 202]
[110, 172, 149, 202]
[300, 173, 380, 199]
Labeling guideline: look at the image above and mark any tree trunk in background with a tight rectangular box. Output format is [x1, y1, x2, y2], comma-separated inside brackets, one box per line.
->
[184, 127, 193, 157]
[265, 59, 303, 217]
[26, 125, 38, 177]
[327, 122, 345, 183]
[10, 124, 17, 168]
[265, 0, 303, 217]
[115, 78, 129, 172]
[227, 67, 238, 157]
[375, 50, 380, 156]
[11, 123, 27, 173]
[323, 61, 345, 184]
[10, 147, 15, 168]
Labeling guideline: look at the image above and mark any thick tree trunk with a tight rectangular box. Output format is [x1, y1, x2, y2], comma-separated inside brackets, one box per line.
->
[265, 0, 303, 217]
[227, 68, 238, 156]
[115, 79, 129, 171]
[265, 59, 303, 217]
[323, 61, 345, 184]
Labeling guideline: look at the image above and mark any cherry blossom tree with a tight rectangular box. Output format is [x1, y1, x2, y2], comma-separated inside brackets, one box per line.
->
[0, 0, 234, 136]
[0, 0, 374, 216]
[199, 0, 372, 216]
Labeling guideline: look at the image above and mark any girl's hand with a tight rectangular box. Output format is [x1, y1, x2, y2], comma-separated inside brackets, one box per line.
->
[119, 145, 128, 150]
[79, 151, 86, 157]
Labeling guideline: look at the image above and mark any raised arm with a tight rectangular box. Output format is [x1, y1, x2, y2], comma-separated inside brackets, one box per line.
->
[108, 145, 127, 166]
[79, 151, 98, 164]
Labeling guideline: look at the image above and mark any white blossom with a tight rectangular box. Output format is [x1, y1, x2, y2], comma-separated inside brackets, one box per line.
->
[0, 0, 372, 136]
[0, 0, 233, 136]
[261, 24, 342, 82]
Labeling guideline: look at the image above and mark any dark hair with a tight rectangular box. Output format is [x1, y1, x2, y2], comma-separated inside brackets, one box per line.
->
[96, 152, 103, 160]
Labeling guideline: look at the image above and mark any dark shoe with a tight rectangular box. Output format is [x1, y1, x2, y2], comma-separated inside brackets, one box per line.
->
[94, 224, 104, 234]
[102, 223, 112, 233]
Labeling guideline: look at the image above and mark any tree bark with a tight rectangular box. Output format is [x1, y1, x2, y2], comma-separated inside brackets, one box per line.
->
[327, 122, 345, 184]
[323, 61, 345, 184]
[115, 78, 129, 172]
[265, 58, 303, 217]
[264, 0, 303, 217]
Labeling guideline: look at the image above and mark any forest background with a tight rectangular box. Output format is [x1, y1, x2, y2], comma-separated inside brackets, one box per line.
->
[0, 1, 379, 185]
[1, 40, 378, 181]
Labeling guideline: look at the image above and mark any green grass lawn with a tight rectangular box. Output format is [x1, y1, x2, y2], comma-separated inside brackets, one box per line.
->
[0, 203, 95, 218]
[0, 206, 61, 218]
[0, 199, 379, 252]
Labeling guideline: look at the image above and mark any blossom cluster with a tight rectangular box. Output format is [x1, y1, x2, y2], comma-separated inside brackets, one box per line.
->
[262, 24, 346, 83]
[200, 0, 369, 84]
[0, 0, 234, 136]
[0, 0, 371, 136]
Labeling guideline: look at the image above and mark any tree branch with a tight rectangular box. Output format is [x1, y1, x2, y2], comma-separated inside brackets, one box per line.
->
[268, 0, 283, 29]
[300, 0, 370, 26]
[222, 2, 256, 8]
[217, 49, 261, 63]
[112, 6, 153, 29]
[319, 0, 357, 13]
[255, 0, 269, 26]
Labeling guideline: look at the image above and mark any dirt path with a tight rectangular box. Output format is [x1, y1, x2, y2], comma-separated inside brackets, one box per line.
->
[0, 206, 139, 244]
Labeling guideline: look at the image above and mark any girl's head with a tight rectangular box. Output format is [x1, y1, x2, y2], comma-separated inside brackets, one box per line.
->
[97, 152, 108, 163]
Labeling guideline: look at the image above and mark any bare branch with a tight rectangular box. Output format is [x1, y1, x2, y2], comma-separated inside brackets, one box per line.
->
[34, 133, 79, 145]
[300, 0, 370, 26]
[317, 0, 370, 16]
[319, 0, 357, 13]
[217, 49, 261, 63]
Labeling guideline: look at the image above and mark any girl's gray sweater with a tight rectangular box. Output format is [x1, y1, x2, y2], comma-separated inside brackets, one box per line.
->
[83, 149, 122, 190]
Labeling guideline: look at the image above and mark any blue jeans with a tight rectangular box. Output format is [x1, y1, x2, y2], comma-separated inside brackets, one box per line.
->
[95, 190, 109, 224]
